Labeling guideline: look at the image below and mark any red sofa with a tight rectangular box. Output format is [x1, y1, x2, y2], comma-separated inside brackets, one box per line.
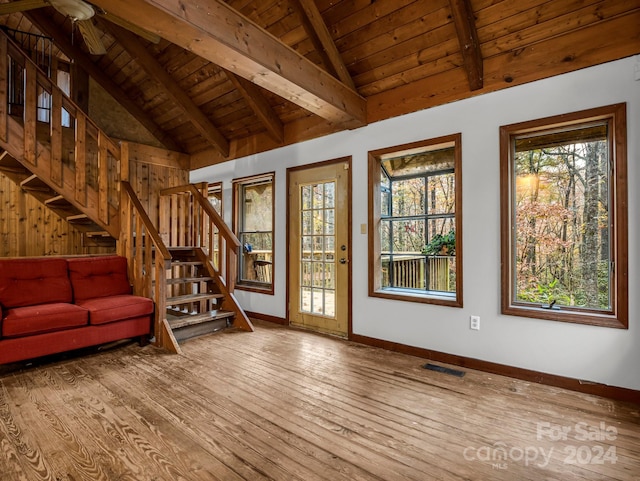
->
[0, 255, 153, 365]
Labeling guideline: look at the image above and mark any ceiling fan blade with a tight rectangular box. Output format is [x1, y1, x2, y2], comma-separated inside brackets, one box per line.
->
[76, 18, 106, 55]
[98, 12, 160, 44]
[0, 0, 49, 15]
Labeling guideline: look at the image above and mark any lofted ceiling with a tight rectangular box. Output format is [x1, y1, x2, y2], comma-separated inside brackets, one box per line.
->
[0, 0, 638, 170]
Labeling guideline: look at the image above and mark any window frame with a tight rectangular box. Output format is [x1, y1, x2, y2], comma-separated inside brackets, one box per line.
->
[232, 172, 275, 295]
[499, 103, 628, 328]
[368, 134, 463, 307]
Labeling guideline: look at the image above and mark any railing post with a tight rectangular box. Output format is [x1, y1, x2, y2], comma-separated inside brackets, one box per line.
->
[0, 35, 8, 143]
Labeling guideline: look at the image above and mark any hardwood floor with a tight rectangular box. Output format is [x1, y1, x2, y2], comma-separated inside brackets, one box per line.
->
[0, 321, 638, 480]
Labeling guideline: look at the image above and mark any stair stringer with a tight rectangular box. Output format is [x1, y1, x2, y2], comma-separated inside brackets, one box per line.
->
[192, 248, 254, 332]
[158, 317, 183, 355]
[0, 116, 119, 238]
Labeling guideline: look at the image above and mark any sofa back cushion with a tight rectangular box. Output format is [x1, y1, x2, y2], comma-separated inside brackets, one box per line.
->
[0, 258, 72, 309]
[68, 256, 132, 302]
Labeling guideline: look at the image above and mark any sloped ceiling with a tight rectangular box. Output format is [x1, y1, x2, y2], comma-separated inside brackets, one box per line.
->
[0, 0, 638, 170]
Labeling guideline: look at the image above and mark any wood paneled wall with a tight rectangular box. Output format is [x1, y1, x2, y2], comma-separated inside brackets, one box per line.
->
[126, 142, 190, 227]
[0, 172, 99, 257]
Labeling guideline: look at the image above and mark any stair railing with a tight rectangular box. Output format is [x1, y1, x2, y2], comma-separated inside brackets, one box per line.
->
[0, 32, 120, 237]
[159, 183, 241, 292]
[120, 180, 181, 354]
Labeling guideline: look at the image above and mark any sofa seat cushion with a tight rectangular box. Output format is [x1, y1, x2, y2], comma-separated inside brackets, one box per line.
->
[68, 256, 132, 302]
[2, 303, 89, 338]
[76, 295, 153, 325]
[0, 258, 72, 309]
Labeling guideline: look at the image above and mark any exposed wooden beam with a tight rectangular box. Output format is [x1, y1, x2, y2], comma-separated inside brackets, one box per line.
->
[89, 0, 366, 129]
[25, 10, 182, 152]
[223, 70, 284, 145]
[103, 21, 230, 157]
[293, 0, 356, 91]
[449, 0, 483, 91]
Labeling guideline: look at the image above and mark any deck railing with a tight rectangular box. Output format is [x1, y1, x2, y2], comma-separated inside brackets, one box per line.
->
[382, 254, 454, 292]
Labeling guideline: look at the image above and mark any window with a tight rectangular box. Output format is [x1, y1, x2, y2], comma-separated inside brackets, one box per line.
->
[369, 134, 463, 306]
[500, 104, 628, 328]
[233, 173, 274, 293]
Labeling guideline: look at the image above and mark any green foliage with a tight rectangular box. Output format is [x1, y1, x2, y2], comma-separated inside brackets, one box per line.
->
[422, 230, 455, 256]
[517, 278, 571, 306]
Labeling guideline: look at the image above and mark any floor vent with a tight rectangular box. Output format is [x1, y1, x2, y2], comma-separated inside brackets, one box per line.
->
[423, 363, 465, 377]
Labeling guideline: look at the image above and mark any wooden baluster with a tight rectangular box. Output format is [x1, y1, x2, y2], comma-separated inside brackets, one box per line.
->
[23, 61, 36, 165]
[0, 36, 7, 143]
[50, 89, 63, 187]
[98, 131, 108, 224]
[75, 113, 86, 205]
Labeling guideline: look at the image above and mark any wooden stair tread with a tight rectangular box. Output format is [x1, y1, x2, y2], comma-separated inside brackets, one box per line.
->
[167, 310, 234, 330]
[84, 231, 112, 238]
[66, 213, 93, 224]
[167, 292, 224, 304]
[20, 174, 51, 192]
[170, 260, 202, 266]
[166, 276, 215, 285]
[44, 194, 71, 206]
[0, 164, 29, 174]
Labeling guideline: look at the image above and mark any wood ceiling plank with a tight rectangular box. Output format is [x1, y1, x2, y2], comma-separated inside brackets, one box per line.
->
[104, 22, 230, 156]
[474, 0, 553, 29]
[170, 57, 211, 84]
[328, 0, 416, 40]
[294, 0, 356, 90]
[191, 114, 339, 169]
[89, 0, 366, 129]
[357, 50, 463, 96]
[367, 10, 640, 123]
[448, 0, 483, 90]
[317, 0, 373, 27]
[349, 25, 458, 80]
[25, 9, 181, 152]
[479, 1, 635, 57]
[188, 76, 233, 106]
[335, 0, 447, 55]
[340, 4, 451, 67]
[224, 70, 285, 144]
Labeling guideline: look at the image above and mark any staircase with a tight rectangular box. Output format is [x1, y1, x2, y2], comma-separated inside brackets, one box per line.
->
[0, 34, 120, 250]
[0, 153, 115, 249]
[166, 246, 235, 342]
[0, 30, 252, 353]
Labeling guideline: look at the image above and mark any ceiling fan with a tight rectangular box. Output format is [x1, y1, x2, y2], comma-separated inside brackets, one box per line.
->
[0, 0, 161, 55]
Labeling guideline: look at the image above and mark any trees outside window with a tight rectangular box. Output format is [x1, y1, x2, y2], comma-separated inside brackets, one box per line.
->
[369, 134, 462, 307]
[233, 174, 274, 293]
[500, 104, 628, 328]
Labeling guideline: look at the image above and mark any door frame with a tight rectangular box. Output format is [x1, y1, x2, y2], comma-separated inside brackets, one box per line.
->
[286, 156, 353, 338]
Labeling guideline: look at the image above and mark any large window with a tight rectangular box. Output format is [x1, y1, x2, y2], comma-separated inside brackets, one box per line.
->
[369, 134, 462, 307]
[500, 104, 628, 328]
[233, 174, 274, 293]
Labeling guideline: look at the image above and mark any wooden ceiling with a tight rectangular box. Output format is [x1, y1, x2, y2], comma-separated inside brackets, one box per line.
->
[0, 0, 638, 169]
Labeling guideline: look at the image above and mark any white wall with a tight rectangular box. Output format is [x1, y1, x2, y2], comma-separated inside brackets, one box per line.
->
[192, 56, 640, 391]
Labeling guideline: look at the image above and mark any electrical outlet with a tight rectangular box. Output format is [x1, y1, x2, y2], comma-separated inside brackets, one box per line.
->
[470, 315, 480, 330]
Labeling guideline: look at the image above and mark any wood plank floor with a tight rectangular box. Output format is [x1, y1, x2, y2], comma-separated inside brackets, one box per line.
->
[0, 321, 638, 480]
